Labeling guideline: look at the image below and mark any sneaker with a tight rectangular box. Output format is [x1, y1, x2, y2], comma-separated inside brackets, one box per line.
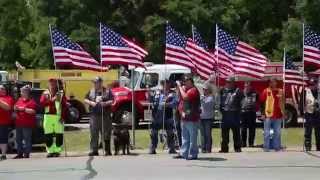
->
[53, 153, 60, 157]
[249, 144, 254, 148]
[168, 149, 177, 154]
[23, 154, 30, 158]
[13, 154, 24, 159]
[0, 155, 6, 161]
[219, 150, 228, 153]
[149, 149, 156, 154]
[187, 156, 198, 160]
[88, 151, 99, 156]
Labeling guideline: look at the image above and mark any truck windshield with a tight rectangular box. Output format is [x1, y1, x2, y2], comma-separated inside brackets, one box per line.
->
[129, 71, 140, 89]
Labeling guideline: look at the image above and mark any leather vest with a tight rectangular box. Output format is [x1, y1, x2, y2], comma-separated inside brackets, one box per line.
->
[220, 87, 243, 112]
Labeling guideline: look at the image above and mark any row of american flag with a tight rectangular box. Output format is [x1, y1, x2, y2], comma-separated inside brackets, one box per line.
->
[50, 23, 320, 84]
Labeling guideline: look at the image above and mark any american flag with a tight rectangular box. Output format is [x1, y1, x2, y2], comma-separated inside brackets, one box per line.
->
[165, 24, 196, 71]
[284, 55, 305, 85]
[216, 27, 267, 79]
[185, 26, 215, 80]
[100, 23, 146, 67]
[50, 27, 104, 71]
[304, 26, 320, 68]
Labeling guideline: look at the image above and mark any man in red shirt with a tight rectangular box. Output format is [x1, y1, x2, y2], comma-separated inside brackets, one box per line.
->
[0, 85, 14, 160]
[174, 76, 200, 160]
[40, 79, 67, 158]
[260, 77, 284, 151]
[14, 85, 37, 159]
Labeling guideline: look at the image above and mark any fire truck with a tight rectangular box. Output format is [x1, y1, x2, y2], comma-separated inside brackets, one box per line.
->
[110, 62, 301, 127]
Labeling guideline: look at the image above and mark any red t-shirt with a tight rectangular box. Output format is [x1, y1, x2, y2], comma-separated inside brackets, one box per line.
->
[15, 98, 37, 128]
[0, 95, 14, 126]
[260, 88, 283, 119]
[179, 87, 200, 122]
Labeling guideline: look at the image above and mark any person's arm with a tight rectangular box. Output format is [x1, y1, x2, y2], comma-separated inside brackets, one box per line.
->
[84, 92, 97, 107]
[40, 91, 53, 107]
[176, 82, 188, 101]
[101, 89, 113, 107]
[0, 98, 11, 111]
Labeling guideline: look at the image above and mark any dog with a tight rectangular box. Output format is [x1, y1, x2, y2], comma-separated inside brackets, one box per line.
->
[113, 125, 130, 155]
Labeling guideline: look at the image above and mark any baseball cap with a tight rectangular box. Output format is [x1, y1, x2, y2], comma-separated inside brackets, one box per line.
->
[93, 76, 103, 83]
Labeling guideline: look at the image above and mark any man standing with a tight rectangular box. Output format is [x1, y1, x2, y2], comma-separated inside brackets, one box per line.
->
[260, 77, 284, 152]
[303, 77, 320, 151]
[0, 85, 14, 160]
[219, 76, 243, 153]
[149, 80, 177, 154]
[241, 81, 258, 147]
[84, 77, 114, 156]
[175, 76, 200, 160]
[40, 79, 67, 158]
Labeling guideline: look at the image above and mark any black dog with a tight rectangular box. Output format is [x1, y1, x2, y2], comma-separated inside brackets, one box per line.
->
[113, 125, 130, 155]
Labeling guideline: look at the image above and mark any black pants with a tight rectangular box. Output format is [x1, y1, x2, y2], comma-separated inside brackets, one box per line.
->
[221, 127, 241, 152]
[304, 113, 320, 151]
[241, 111, 256, 147]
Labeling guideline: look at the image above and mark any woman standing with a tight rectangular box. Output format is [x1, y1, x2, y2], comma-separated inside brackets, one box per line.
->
[200, 84, 214, 153]
[0, 85, 14, 160]
[14, 85, 37, 159]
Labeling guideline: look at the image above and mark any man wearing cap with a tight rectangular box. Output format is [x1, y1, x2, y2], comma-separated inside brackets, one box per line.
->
[84, 77, 114, 156]
[303, 77, 320, 151]
[219, 76, 243, 153]
[149, 80, 178, 154]
[260, 77, 284, 151]
[240, 81, 258, 147]
[14, 85, 37, 159]
[175, 76, 200, 160]
[40, 79, 67, 158]
[0, 85, 14, 160]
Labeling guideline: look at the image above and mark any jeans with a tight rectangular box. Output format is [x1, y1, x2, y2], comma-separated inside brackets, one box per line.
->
[180, 121, 199, 159]
[149, 119, 175, 151]
[16, 127, 33, 155]
[200, 119, 212, 152]
[241, 111, 256, 146]
[263, 118, 282, 151]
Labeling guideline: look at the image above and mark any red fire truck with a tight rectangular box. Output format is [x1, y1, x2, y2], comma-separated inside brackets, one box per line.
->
[111, 63, 301, 127]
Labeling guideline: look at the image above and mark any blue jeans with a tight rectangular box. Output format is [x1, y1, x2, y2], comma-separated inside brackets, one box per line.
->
[263, 118, 282, 151]
[180, 121, 199, 159]
[200, 119, 212, 152]
[16, 127, 33, 155]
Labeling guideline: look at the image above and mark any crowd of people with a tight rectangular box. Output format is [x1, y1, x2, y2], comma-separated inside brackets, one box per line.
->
[0, 74, 319, 161]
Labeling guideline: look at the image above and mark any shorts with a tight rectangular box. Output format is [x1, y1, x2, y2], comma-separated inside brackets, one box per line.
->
[0, 126, 9, 144]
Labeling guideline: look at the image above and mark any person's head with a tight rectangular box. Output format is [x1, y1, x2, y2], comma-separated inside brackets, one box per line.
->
[244, 81, 252, 91]
[48, 78, 58, 92]
[93, 76, 103, 89]
[269, 77, 278, 89]
[0, 85, 8, 96]
[20, 85, 32, 99]
[203, 83, 212, 96]
[183, 76, 194, 90]
[225, 76, 235, 89]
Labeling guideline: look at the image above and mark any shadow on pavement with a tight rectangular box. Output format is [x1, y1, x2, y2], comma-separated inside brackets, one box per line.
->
[190, 165, 320, 169]
[195, 157, 227, 162]
[81, 156, 98, 180]
[305, 151, 320, 159]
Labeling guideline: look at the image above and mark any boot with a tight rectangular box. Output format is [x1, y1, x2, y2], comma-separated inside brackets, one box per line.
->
[104, 140, 112, 156]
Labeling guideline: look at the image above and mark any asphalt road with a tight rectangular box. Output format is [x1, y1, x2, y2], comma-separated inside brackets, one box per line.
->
[1, 151, 320, 180]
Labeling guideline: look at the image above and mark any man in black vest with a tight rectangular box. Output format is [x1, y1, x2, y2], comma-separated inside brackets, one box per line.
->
[241, 81, 258, 147]
[219, 76, 243, 153]
[84, 76, 114, 156]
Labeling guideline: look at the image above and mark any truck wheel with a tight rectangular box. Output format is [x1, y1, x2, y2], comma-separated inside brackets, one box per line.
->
[285, 105, 297, 127]
[8, 129, 17, 152]
[66, 106, 80, 124]
[114, 105, 139, 127]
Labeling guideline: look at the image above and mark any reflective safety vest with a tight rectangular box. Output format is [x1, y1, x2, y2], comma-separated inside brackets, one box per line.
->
[265, 88, 284, 118]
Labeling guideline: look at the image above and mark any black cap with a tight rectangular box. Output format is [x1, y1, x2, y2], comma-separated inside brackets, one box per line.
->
[93, 76, 103, 83]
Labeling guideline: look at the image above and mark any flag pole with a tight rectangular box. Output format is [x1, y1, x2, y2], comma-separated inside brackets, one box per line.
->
[49, 24, 67, 157]
[99, 22, 107, 155]
[282, 48, 286, 150]
[302, 23, 306, 152]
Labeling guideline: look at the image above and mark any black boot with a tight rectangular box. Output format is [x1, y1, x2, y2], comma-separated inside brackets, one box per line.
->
[104, 140, 112, 156]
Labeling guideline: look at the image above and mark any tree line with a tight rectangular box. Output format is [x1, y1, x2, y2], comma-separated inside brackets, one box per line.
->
[0, 0, 319, 69]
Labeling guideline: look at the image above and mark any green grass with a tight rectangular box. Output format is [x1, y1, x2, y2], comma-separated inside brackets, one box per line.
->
[64, 128, 311, 153]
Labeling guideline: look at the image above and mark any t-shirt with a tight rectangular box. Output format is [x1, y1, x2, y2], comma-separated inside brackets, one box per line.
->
[0, 95, 14, 126]
[15, 98, 37, 128]
[179, 87, 200, 122]
[260, 88, 283, 119]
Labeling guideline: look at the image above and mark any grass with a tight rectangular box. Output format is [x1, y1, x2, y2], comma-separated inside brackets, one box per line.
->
[64, 128, 312, 153]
